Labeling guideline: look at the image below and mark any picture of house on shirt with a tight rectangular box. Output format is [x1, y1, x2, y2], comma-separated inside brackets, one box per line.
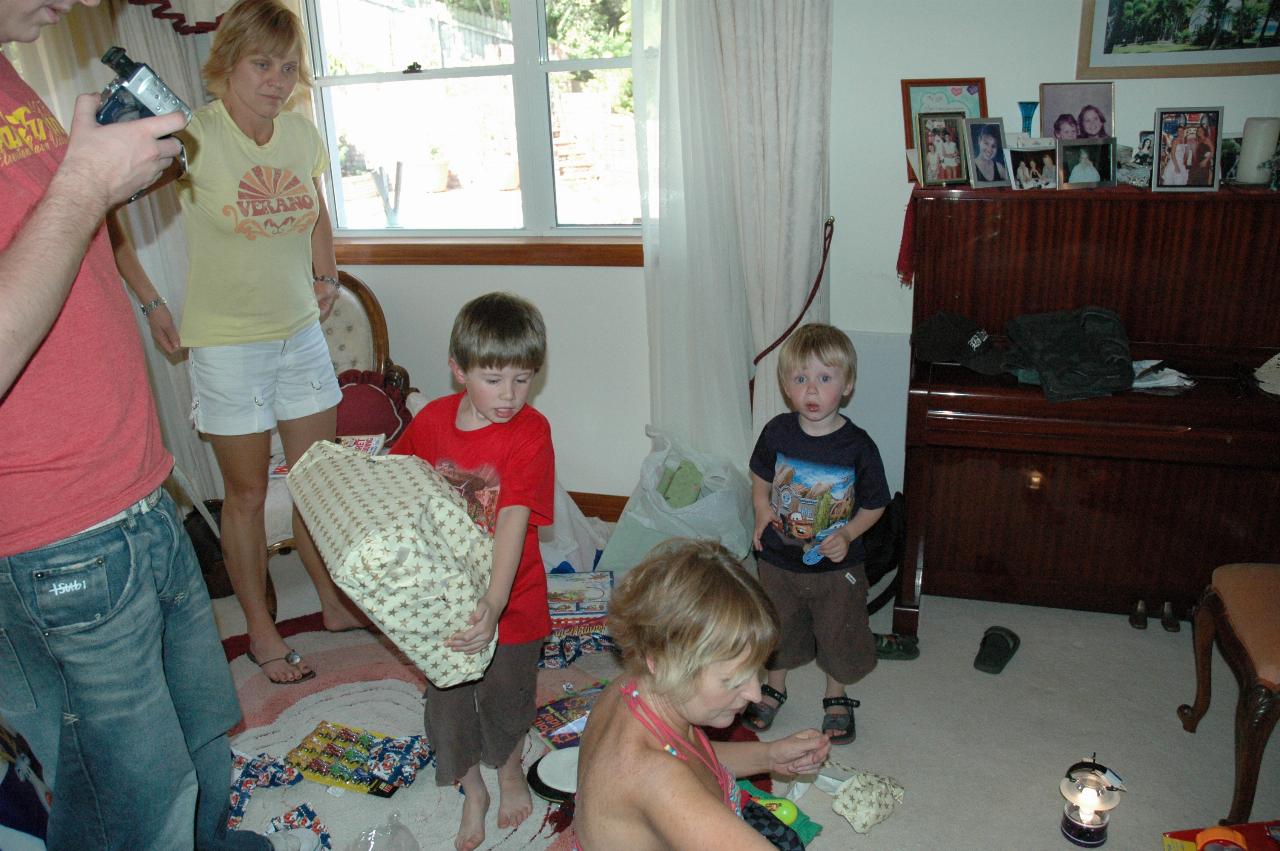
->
[768, 454, 856, 551]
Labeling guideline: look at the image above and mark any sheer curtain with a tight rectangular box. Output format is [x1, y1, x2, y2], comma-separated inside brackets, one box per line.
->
[634, 0, 833, 467]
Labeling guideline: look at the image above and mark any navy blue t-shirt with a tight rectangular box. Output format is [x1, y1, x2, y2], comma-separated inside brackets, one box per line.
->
[749, 413, 890, 573]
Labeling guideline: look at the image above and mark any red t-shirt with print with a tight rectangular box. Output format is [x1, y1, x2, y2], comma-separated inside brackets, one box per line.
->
[391, 392, 554, 645]
[0, 57, 171, 557]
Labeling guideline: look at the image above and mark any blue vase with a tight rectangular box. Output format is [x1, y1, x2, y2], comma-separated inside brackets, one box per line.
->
[1018, 101, 1039, 136]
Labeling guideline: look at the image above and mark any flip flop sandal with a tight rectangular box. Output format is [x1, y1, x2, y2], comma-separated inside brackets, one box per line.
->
[821, 696, 859, 745]
[972, 626, 1020, 675]
[741, 684, 787, 733]
[246, 648, 316, 685]
[874, 632, 921, 661]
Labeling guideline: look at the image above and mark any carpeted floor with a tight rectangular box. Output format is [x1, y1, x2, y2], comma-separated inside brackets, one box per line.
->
[217, 552, 1280, 850]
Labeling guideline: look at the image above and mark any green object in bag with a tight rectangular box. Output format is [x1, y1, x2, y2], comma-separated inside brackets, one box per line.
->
[662, 459, 703, 508]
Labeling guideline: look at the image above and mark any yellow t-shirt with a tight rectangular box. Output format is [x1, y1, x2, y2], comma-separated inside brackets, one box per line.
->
[177, 100, 328, 347]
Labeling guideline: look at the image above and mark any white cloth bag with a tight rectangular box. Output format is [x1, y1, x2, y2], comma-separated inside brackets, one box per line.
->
[288, 441, 495, 687]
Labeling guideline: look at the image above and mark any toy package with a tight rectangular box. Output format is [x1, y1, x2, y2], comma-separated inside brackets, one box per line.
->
[284, 721, 433, 797]
[532, 681, 607, 749]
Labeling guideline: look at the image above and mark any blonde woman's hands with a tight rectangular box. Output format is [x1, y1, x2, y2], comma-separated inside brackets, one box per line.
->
[766, 729, 831, 776]
[145, 304, 182, 354]
[314, 277, 339, 322]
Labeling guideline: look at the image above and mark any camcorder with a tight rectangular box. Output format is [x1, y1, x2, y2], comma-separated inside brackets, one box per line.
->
[96, 46, 193, 126]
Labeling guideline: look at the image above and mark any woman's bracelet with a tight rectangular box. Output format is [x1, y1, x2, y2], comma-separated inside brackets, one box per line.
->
[139, 296, 167, 317]
[313, 274, 340, 288]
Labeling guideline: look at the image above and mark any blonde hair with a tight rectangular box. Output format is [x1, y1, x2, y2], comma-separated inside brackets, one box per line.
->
[776, 323, 857, 404]
[203, 0, 312, 99]
[608, 539, 778, 702]
[449, 292, 546, 372]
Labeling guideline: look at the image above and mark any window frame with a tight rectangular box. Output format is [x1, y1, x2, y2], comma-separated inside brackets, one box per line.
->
[302, 0, 640, 241]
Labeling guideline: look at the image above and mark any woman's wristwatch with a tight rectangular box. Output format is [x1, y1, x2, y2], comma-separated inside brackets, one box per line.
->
[313, 274, 340, 288]
[139, 296, 167, 316]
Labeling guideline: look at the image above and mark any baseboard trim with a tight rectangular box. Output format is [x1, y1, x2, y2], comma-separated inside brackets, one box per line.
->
[568, 491, 628, 522]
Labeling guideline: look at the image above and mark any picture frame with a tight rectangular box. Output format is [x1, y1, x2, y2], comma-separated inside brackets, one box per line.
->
[1077, 0, 1280, 80]
[1057, 138, 1117, 189]
[964, 118, 1012, 188]
[1135, 130, 1155, 166]
[1152, 107, 1224, 191]
[917, 112, 969, 187]
[1009, 139, 1058, 190]
[901, 78, 987, 179]
[1218, 133, 1243, 183]
[1040, 82, 1115, 141]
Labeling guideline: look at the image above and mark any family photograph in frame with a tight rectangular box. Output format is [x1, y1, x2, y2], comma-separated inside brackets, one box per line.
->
[918, 112, 969, 187]
[901, 78, 987, 179]
[1153, 108, 1223, 191]
[1057, 138, 1117, 189]
[1218, 133, 1243, 183]
[1009, 139, 1058, 189]
[1041, 81, 1115, 141]
[965, 118, 1012, 188]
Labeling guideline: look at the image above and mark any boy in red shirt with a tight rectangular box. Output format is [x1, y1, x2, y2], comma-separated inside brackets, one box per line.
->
[392, 292, 553, 851]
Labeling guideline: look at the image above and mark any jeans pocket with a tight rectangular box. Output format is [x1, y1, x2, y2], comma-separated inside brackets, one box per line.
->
[0, 629, 37, 713]
[30, 555, 115, 631]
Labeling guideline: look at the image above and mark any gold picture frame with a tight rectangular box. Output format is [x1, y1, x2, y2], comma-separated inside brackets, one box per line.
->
[1077, 0, 1280, 79]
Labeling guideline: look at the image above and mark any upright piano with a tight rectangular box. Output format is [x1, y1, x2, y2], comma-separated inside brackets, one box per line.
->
[893, 186, 1280, 638]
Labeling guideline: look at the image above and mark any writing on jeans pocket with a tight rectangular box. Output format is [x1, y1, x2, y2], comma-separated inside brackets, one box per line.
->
[47, 579, 88, 596]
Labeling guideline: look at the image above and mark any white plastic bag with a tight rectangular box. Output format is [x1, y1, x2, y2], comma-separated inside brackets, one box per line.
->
[597, 426, 752, 573]
[539, 480, 610, 572]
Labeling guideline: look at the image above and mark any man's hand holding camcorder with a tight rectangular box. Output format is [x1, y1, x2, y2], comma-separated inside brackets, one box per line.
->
[55, 93, 188, 212]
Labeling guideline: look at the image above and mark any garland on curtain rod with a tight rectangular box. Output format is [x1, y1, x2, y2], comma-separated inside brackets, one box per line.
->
[128, 0, 229, 35]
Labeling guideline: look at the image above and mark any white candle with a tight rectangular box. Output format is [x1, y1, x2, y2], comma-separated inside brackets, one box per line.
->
[1237, 117, 1280, 184]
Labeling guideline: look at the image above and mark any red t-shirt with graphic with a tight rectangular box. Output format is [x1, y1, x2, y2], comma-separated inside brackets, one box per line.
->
[392, 392, 554, 645]
[0, 57, 171, 556]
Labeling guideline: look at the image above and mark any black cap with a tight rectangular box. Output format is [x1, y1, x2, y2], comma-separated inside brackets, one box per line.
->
[913, 312, 1007, 375]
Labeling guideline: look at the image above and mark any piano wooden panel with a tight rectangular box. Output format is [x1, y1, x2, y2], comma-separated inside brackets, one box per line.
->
[893, 187, 1280, 638]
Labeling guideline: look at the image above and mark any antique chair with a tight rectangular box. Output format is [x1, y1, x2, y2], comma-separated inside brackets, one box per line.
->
[1177, 563, 1280, 825]
[264, 270, 421, 554]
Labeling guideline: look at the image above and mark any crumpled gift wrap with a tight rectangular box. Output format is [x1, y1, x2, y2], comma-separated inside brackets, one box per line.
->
[831, 770, 905, 834]
[288, 442, 495, 687]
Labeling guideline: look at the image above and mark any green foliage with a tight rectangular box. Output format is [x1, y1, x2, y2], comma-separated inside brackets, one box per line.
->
[546, 0, 631, 59]
[339, 133, 369, 176]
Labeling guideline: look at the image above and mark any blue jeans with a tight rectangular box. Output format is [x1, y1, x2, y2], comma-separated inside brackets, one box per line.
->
[0, 490, 270, 850]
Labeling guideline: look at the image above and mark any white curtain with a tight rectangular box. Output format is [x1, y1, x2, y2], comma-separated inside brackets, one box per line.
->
[715, 1, 833, 440]
[634, 0, 833, 467]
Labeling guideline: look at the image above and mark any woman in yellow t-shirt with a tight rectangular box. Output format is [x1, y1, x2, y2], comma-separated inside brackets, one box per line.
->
[120, 0, 364, 685]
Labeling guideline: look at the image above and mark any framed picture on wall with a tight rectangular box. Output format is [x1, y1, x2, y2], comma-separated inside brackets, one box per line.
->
[1077, 0, 1280, 79]
[1153, 107, 1224, 191]
[1057, 138, 1117, 189]
[1040, 82, 1115, 141]
[1009, 139, 1057, 190]
[901, 78, 987, 179]
[964, 118, 1012, 188]
[917, 112, 969, 187]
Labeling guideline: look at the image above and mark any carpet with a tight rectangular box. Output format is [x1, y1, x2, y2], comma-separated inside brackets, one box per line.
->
[223, 614, 593, 850]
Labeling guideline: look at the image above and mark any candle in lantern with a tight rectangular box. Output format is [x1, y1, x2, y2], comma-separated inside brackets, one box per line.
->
[1236, 117, 1280, 185]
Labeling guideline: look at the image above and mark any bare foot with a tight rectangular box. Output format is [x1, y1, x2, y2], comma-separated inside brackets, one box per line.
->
[496, 756, 533, 830]
[455, 771, 489, 851]
[247, 634, 312, 683]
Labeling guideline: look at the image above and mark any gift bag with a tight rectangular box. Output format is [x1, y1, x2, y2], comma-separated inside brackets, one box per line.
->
[288, 441, 495, 687]
[539, 480, 610, 573]
[597, 427, 752, 575]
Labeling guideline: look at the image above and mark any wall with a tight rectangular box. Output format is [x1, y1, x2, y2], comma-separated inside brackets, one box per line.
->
[353, 1, 1280, 496]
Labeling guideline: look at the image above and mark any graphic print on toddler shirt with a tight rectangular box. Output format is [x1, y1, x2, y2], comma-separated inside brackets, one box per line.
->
[768, 453, 856, 559]
[222, 165, 317, 240]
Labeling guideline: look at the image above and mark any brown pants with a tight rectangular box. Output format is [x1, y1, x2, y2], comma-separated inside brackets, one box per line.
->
[757, 559, 877, 685]
[423, 639, 543, 785]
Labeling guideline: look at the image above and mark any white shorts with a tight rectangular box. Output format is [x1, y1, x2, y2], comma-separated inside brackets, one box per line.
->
[188, 321, 342, 436]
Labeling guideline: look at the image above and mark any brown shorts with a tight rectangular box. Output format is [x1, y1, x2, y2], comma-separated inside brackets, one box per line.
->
[757, 559, 877, 686]
[423, 639, 543, 785]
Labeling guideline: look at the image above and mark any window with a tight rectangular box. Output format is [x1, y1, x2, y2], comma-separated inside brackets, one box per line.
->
[304, 0, 639, 236]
